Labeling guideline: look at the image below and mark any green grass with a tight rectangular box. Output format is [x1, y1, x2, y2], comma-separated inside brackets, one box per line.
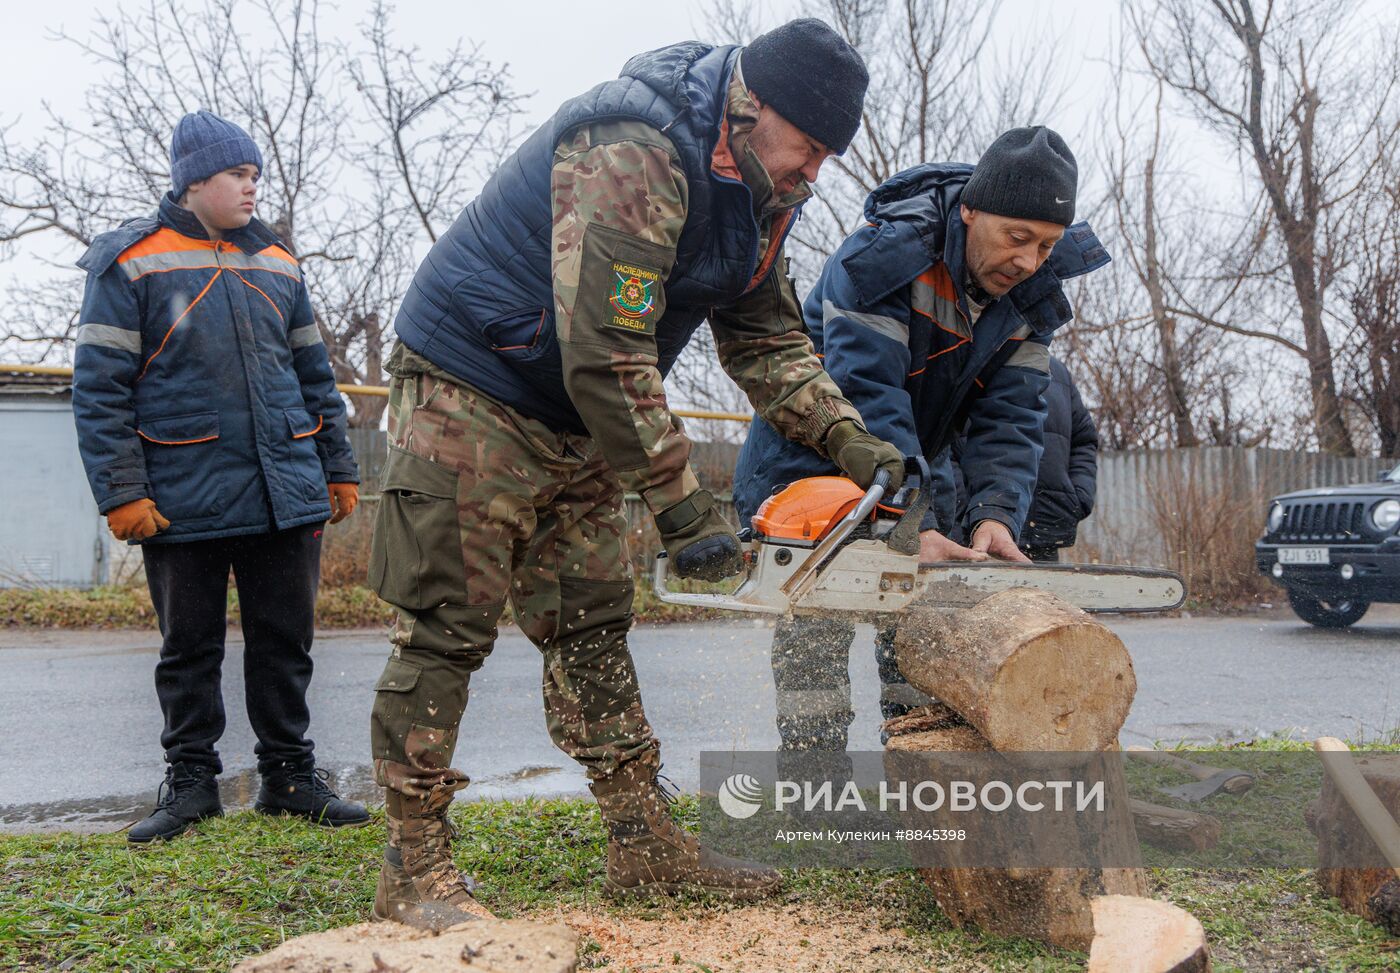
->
[0, 576, 718, 631]
[3, 788, 1398, 972]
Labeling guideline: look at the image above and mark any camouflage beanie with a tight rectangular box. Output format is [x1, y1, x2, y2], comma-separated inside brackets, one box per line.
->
[741, 18, 869, 154]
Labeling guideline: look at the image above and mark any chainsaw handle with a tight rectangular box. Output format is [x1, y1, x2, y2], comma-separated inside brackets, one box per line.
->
[651, 547, 783, 614]
[886, 455, 933, 555]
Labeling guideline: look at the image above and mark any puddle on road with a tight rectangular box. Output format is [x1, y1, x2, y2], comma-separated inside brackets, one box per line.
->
[0, 762, 589, 835]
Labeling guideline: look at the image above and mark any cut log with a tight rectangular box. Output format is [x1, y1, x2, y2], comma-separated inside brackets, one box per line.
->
[1309, 739, 1400, 934]
[230, 918, 578, 973]
[1130, 799, 1221, 852]
[893, 588, 1136, 754]
[885, 723, 1146, 949]
[1088, 895, 1211, 972]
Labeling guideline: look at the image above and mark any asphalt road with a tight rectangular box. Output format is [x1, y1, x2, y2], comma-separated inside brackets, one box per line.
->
[2, 606, 1398, 831]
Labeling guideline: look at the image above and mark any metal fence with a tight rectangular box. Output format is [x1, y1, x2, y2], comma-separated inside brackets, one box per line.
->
[1076, 447, 1397, 565]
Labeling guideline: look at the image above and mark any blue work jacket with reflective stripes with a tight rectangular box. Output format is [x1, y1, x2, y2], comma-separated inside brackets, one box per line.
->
[72, 194, 358, 544]
[733, 163, 1110, 538]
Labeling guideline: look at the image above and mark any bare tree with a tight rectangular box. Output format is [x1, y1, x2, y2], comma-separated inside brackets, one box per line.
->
[1085, 29, 1284, 450]
[677, 0, 1070, 431]
[0, 0, 523, 427]
[1338, 159, 1400, 456]
[788, 0, 1068, 267]
[1130, 0, 1400, 456]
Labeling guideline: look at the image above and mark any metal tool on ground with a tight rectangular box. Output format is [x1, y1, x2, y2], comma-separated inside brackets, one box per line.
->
[653, 461, 1186, 617]
[1313, 736, 1400, 935]
[1125, 747, 1255, 803]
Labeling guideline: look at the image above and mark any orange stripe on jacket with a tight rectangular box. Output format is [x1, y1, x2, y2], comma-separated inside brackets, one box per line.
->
[291, 415, 323, 439]
[117, 227, 218, 262]
[257, 244, 298, 266]
[916, 264, 960, 303]
[118, 229, 298, 264]
[136, 268, 223, 382]
[912, 303, 971, 345]
[927, 340, 969, 360]
[137, 430, 218, 446]
[230, 268, 285, 323]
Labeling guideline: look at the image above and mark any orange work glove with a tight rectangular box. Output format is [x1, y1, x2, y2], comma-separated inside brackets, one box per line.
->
[328, 482, 359, 524]
[107, 498, 171, 541]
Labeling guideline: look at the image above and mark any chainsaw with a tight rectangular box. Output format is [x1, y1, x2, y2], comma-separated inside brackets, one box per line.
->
[653, 458, 1185, 618]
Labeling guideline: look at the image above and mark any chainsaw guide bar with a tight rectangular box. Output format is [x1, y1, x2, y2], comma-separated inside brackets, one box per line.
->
[653, 468, 1185, 617]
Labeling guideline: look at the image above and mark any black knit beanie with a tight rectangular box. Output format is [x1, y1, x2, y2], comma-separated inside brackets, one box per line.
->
[961, 126, 1078, 225]
[741, 19, 869, 154]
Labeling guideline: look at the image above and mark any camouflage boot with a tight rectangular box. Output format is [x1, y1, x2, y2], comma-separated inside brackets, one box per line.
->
[591, 754, 782, 901]
[372, 783, 492, 929]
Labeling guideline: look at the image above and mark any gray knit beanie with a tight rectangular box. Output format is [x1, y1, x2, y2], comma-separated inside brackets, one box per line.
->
[170, 110, 263, 198]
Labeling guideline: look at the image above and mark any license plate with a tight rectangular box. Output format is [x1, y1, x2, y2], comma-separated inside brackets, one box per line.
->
[1278, 547, 1330, 565]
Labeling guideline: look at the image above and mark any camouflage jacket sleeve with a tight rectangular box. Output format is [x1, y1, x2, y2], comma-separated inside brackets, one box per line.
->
[709, 252, 863, 453]
[552, 120, 700, 516]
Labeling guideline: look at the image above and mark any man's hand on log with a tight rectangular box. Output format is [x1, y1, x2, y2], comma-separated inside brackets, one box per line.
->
[970, 520, 1030, 562]
[919, 529, 988, 562]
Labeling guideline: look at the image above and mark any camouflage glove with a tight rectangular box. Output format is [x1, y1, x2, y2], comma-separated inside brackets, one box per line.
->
[106, 498, 170, 541]
[824, 420, 906, 492]
[656, 489, 743, 582]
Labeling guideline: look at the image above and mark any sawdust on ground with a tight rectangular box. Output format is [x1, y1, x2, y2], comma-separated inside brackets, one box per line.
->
[543, 902, 950, 972]
[229, 917, 577, 973]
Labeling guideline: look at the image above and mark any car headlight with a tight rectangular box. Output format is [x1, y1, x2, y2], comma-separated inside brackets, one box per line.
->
[1372, 499, 1400, 533]
[1267, 503, 1285, 533]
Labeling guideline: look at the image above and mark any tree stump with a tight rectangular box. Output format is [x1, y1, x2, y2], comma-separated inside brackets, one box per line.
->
[893, 588, 1136, 754]
[230, 918, 578, 973]
[1088, 895, 1212, 972]
[1307, 750, 1400, 933]
[884, 723, 1147, 949]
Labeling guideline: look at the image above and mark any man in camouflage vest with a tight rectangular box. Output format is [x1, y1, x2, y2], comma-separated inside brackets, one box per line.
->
[368, 20, 904, 924]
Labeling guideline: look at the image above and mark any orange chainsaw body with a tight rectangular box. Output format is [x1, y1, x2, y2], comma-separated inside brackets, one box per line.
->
[752, 477, 870, 542]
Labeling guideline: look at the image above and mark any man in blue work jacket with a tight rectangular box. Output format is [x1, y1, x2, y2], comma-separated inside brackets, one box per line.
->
[733, 127, 1111, 753]
[71, 111, 368, 842]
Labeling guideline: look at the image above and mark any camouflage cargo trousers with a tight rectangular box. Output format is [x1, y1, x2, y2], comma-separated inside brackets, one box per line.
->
[770, 616, 933, 751]
[368, 346, 657, 798]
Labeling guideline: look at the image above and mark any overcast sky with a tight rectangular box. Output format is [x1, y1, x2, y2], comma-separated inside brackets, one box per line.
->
[0, 0, 1121, 300]
[1, 0, 1120, 155]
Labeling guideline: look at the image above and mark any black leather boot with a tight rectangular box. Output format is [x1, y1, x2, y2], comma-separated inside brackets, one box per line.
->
[255, 761, 371, 827]
[128, 763, 222, 844]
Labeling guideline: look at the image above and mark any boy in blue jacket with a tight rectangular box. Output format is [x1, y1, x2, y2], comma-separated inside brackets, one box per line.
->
[72, 111, 368, 842]
[733, 127, 1111, 753]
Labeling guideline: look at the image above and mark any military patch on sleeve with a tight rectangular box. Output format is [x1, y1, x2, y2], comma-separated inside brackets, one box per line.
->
[606, 261, 661, 335]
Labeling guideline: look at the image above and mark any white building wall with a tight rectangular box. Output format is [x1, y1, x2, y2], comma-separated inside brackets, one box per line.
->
[0, 394, 108, 588]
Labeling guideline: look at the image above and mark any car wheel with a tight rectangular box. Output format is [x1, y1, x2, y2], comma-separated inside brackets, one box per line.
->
[1286, 590, 1371, 628]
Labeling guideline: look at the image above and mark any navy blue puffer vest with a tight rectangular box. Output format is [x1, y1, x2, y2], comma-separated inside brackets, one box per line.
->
[394, 42, 793, 433]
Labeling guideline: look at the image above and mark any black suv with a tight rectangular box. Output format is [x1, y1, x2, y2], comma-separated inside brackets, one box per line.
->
[1256, 463, 1400, 627]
